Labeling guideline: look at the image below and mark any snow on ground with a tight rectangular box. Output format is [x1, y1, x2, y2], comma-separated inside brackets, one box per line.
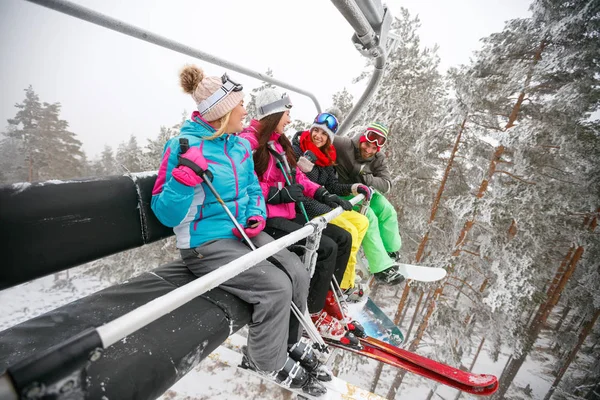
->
[1, 266, 560, 399]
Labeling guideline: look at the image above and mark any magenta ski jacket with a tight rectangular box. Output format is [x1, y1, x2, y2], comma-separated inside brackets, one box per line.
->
[239, 119, 320, 220]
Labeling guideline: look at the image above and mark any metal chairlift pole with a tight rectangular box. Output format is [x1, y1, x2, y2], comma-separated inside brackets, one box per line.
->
[329, 0, 392, 136]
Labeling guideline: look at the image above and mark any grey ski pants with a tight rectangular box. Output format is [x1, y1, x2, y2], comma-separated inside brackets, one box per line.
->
[180, 232, 309, 372]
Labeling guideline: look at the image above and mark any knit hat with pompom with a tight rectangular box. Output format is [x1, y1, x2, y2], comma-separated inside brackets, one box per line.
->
[180, 65, 245, 121]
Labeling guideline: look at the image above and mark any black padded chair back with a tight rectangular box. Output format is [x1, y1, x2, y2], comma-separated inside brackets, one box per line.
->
[0, 173, 173, 290]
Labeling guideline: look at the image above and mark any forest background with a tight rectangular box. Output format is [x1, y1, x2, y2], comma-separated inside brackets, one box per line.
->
[1, 1, 598, 399]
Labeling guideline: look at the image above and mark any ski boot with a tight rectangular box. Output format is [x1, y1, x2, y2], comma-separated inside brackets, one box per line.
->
[342, 282, 367, 303]
[324, 290, 366, 338]
[387, 251, 400, 261]
[311, 309, 361, 348]
[374, 264, 405, 285]
[288, 339, 332, 382]
[240, 346, 327, 397]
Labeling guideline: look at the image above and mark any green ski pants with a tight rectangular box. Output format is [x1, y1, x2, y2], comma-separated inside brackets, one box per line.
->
[346, 191, 402, 273]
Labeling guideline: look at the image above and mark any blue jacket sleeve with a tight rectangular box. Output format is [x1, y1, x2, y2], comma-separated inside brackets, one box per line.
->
[150, 139, 196, 227]
[240, 141, 266, 221]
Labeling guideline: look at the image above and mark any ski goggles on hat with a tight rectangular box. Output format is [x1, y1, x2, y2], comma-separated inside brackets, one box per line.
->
[314, 113, 339, 134]
[197, 73, 244, 116]
[364, 129, 387, 147]
[258, 93, 293, 116]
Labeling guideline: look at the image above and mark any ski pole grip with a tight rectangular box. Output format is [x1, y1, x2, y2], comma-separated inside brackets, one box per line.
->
[6, 328, 103, 398]
[179, 138, 190, 154]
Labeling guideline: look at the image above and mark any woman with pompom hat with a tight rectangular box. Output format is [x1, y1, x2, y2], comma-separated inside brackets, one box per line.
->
[150, 65, 326, 396]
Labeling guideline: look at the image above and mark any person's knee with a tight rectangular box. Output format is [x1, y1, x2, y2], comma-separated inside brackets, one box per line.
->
[318, 235, 337, 260]
[266, 267, 293, 302]
[378, 201, 398, 222]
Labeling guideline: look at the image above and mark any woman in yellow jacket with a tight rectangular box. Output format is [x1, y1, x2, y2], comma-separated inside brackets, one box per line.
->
[291, 111, 371, 306]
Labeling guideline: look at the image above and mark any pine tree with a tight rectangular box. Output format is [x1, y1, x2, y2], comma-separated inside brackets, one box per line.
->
[115, 135, 142, 173]
[5, 86, 85, 182]
[331, 88, 354, 121]
[141, 111, 186, 171]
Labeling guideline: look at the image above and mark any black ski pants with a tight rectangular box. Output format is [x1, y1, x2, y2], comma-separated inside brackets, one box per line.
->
[264, 216, 352, 314]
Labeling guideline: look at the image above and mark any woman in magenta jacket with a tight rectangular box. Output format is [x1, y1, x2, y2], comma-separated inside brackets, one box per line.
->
[240, 88, 360, 346]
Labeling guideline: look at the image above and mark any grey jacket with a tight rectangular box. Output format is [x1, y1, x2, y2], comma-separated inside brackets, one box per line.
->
[332, 134, 392, 194]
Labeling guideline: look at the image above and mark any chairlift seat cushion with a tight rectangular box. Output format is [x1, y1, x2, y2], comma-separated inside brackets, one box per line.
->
[0, 260, 252, 400]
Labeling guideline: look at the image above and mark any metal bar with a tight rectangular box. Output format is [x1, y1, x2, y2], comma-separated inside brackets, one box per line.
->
[330, 0, 377, 46]
[98, 192, 364, 347]
[24, 0, 322, 113]
[329, 0, 390, 136]
[354, 0, 384, 31]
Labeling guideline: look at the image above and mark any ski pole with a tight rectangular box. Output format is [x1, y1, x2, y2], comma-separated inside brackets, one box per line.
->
[266, 141, 310, 223]
[180, 138, 326, 349]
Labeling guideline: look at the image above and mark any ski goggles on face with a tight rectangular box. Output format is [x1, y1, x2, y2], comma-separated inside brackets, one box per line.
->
[258, 93, 293, 116]
[197, 73, 244, 116]
[364, 129, 387, 147]
[314, 113, 339, 134]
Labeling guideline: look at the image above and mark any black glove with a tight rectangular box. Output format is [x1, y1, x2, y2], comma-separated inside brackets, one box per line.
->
[267, 183, 307, 204]
[314, 187, 353, 211]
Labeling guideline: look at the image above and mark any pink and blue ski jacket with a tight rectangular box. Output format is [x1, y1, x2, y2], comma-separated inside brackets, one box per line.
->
[151, 113, 266, 249]
[239, 119, 320, 220]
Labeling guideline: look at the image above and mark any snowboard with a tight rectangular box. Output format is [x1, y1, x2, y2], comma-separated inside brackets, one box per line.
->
[347, 298, 404, 346]
[355, 253, 447, 283]
[396, 263, 447, 282]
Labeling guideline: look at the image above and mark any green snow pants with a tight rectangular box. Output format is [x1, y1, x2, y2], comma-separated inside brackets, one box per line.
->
[345, 191, 402, 273]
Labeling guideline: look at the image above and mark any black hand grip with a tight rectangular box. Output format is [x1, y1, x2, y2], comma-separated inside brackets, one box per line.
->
[179, 138, 190, 154]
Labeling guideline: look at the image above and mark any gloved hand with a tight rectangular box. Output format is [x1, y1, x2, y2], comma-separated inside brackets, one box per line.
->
[232, 215, 266, 239]
[314, 187, 353, 211]
[296, 156, 315, 173]
[172, 146, 209, 187]
[351, 183, 373, 201]
[266, 183, 308, 204]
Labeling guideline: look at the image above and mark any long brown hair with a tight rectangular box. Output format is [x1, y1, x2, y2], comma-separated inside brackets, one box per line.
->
[253, 112, 297, 177]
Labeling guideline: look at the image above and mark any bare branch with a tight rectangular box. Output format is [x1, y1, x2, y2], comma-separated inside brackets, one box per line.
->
[495, 170, 537, 184]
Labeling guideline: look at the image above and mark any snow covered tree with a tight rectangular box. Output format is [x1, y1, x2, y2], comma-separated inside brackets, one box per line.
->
[140, 110, 186, 170]
[115, 135, 142, 173]
[94, 145, 118, 176]
[4, 86, 85, 182]
[0, 131, 27, 184]
[331, 88, 354, 121]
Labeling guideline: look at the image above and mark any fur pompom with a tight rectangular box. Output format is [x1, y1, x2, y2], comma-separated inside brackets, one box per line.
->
[180, 65, 204, 94]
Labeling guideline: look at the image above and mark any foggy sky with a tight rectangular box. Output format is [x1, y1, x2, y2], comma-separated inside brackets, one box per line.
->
[0, 0, 531, 158]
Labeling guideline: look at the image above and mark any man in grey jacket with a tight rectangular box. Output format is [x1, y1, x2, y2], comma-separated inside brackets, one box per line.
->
[333, 122, 404, 285]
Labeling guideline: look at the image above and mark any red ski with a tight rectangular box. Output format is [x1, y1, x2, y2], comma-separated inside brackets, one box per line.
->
[325, 336, 498, 395]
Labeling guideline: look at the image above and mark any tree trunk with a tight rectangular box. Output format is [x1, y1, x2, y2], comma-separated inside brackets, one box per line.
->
[495, 246, 584, 399]
[554, 305, 570, 332]
[397, 297, 412, 327]
[370, 362, 384, 394]
[543, 309, 600, 400]
[425, 388, 435, 400]
[415, 116, 468, 262]
[405, 290, 425, 341]
[505, 39, 547, 129]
